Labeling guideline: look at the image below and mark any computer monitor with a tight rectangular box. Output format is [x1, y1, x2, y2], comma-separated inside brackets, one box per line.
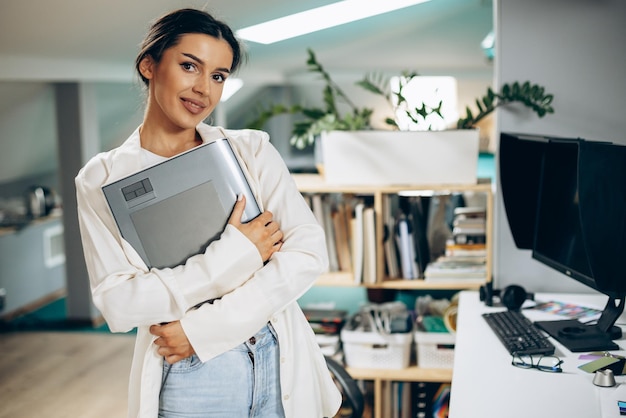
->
[532, 139, 596, 290]
[499, 132, 550, 250]
[500, 132, 626, 352]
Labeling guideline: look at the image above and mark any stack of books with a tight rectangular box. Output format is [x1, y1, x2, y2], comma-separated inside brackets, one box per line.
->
[423, 256, 486, 281]
[451, 206, 486, 245]
[386, 195, 431, 280]
[424, 206, 487, 282]
[304, 193, 378, 285]
[302, 308, 347, 357]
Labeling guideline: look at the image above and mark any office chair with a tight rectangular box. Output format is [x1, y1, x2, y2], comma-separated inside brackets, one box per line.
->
[325, 356, 365, 418]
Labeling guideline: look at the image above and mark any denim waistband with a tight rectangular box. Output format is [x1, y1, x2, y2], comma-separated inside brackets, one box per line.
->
[229, 322, 276, 352]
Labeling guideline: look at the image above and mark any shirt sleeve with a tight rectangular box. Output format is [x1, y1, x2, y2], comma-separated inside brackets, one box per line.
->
[75, 158, 264, 333]
[179, 132, 329, 362]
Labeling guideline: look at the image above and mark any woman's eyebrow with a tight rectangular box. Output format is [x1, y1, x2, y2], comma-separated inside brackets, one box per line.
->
[182, 52, 231, 73]
[182, 52, 203, 64]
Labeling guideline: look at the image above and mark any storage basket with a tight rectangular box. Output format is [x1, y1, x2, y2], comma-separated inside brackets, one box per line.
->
[415, 331, 456, 368]
[341, 329, 412, 369]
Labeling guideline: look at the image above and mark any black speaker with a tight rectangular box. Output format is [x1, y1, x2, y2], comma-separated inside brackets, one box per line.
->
[479, 282, 534, 311]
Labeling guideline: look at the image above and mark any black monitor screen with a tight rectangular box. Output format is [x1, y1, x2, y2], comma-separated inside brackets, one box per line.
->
[501, 134, 625, 351]
[532, 140, 596, 290]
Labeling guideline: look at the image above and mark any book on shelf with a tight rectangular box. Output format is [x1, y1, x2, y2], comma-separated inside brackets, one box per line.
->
[445, 241, 487, 258]
[412, 382, 451, 418]
[383, 194, 400, 279]
[424, 194, 452, 262]
[439, 254, 486, 264]
[310, 193, 362, 274]
[431, 383, 451, 418]
[310, 193, 324, 227]
[452, 205, 486, 245]
[453, 216, 486, 230]
[453, 206, 486, 217]
[386, 381, 451, 418]
[351, 202, 365, 284]
[407, 196, 431, 278]
[387, 381, 412, 418]
[392, 195, 431, 279]
[452, 226, 486, 236]
[362, 206, 377, 285]
[310, 194, 339, 272]
[423, 256, 486, 281]
[452, 232, 486, 245]
[395, 214, 419, 279]
[332, 200, 353, 272]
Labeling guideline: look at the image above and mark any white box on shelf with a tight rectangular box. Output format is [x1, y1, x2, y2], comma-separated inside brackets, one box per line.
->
[341, 329, 412, 369]
[415, 331, 456, 368]
[319, 130, 480, 186]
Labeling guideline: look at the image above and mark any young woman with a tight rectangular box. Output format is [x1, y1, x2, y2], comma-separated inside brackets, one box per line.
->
[75, 8, 341, 418]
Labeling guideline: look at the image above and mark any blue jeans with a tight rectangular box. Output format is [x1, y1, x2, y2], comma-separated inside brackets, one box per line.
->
[158, 323, 285, 418]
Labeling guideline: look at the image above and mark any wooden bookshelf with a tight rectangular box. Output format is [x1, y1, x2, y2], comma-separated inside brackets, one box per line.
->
[295, 174, 494, 291]
[347, 364, 452, 382]
[294, 174, 492, 418]
[347, 365, 453, 418]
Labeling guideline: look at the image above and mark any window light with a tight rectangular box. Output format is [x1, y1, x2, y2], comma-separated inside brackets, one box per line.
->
[481, 30, 495, 60]
[236, 0, 431, 44]
[390, 76, 458, 131]
[220, 77, 243, 102]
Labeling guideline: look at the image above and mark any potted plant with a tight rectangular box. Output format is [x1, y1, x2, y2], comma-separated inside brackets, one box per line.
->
[246, 49, 554, 185]
[246, 49, 374, 150]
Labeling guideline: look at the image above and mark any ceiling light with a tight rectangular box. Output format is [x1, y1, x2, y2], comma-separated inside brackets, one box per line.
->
[236, 0, 431, 44]
[221, 77, 243, 102]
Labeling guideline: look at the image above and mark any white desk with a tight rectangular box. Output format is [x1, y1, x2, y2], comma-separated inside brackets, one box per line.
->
[449, 291, 626, 418]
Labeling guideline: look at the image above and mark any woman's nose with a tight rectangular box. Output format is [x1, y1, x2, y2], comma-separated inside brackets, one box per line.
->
[193, 75, 211, 96]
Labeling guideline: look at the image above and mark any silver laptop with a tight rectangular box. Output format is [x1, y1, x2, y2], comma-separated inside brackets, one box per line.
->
[102, 138, 260, 269]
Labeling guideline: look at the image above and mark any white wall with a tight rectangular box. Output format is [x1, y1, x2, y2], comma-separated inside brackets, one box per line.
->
[0, 83, 58, 184]
[494, 0, 626, 293]
[0, 81, 144, 189]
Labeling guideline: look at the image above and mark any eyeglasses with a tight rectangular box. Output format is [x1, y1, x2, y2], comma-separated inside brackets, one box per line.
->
[511, 354, 563, 373]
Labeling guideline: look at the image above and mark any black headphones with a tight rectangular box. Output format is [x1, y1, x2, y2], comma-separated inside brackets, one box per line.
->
[479, 282, 534, 311]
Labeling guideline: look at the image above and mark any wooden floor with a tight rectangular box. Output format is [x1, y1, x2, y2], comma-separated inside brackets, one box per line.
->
[0, 331, 134, 418]
[0, 331, 372, 418]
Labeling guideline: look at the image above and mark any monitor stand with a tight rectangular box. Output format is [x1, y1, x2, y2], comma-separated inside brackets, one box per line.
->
[535, 320, 619, 352]
[535, 295, 624, 352]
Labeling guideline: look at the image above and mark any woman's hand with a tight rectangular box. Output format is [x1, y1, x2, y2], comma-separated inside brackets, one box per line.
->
[150, 321, 195, 364]
[228, 195, 283, 262]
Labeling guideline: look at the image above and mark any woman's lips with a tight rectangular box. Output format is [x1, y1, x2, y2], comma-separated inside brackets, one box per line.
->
[181, 98, 206, 115]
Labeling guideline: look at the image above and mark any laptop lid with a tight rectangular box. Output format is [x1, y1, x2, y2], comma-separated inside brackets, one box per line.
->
[102, 138, 260, 269]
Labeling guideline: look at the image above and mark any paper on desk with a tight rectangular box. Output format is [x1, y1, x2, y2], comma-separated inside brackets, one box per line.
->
[533, 300, 602, 324]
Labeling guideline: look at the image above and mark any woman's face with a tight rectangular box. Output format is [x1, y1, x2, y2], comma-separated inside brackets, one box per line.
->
[140, 33, 234, 132]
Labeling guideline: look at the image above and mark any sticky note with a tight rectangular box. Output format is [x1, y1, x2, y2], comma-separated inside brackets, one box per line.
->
[579, 356, 620, 373]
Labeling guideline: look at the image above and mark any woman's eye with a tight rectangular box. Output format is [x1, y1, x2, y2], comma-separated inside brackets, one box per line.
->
[181, 62, 197, 72]
[212, 73, 226, 83]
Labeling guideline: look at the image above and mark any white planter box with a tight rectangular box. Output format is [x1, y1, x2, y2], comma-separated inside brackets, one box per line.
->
[319, 130, 480, 186]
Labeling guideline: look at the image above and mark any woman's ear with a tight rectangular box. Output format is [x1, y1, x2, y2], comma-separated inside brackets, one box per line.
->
[138, 56, 155, 81]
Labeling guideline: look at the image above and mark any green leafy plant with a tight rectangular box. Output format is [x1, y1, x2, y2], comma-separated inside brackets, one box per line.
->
[246, 49, 373, 149]
[456, 81, 554, 129]
[246, 48, 555, 149]
[357, 74, 554, 131]
[356, 71, 444, 130]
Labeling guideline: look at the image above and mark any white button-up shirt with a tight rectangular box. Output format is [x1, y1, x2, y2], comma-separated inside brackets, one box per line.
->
[75, 123, 341, 418]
